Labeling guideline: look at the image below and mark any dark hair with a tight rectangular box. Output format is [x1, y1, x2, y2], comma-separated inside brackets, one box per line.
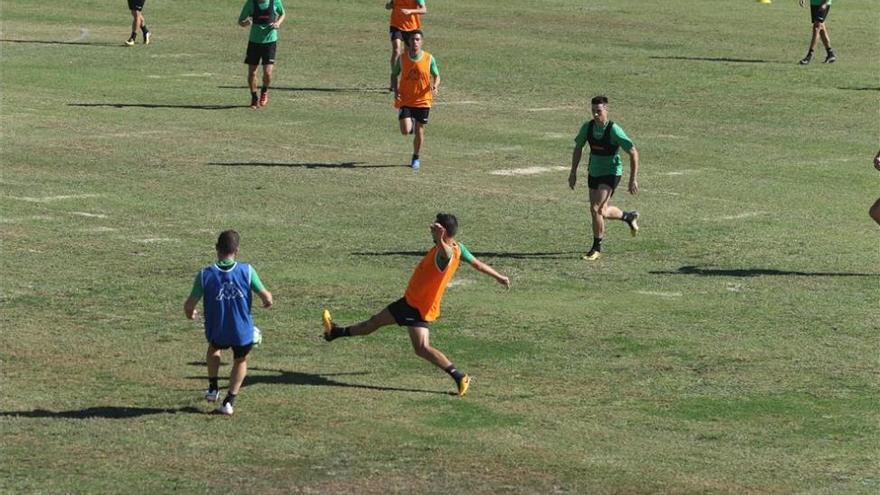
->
[405, 29, 424, 47]
[215, 230, 240, 256]
[435, 213, 458, 237]
[591, 95, 609, 105]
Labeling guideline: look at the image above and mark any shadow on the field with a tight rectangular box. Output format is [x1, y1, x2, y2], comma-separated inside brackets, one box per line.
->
[218, 85, 389, 93]
[650, 56, 771, 64]
[649, 265, 877, 277]
[208, 161, 403, 169]
[0, 38, 123, 47]
[0, 406, 202, 419]
[187, 367, 454, 395]
[353, 250, 582, 259]
[838, 86, 880, 91]
[70, 103, 246, 110]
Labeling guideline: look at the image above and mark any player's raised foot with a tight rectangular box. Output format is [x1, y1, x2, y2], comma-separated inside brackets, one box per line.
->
[204, 389, 220, 402]
[124, 35, 136, 46]
[798, 54, 812, 65]
[259, 91, 269, 107]
[143, 30, 151, 45]
[322, 309, 345, 341]
[582, 250, 601, 261]
[624, 211, 640, 237]
[457, 374, 470, 397]
[823, 50, 836, 64]
[411, 159, 420, 171]
[214, 402, 234, 416]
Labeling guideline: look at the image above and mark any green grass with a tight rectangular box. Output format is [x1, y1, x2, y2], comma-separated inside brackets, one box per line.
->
[2, 0, 879, 493]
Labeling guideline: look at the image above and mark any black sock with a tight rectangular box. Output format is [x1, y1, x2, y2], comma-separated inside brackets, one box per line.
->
[444, 364, 464, 382]
[621, 211, 633, 223]
[591, 237, 603, 252]
[251, 91, 258, 102]
[261, 85, 268, 93]
[208, 378, 219, 391]
[130, 32, 137, 39]
[412, 154, 419, 161]
[223, 393, 237, 406]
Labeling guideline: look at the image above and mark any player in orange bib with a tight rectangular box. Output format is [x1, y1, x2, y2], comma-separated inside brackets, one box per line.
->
[322, 213, 510, 397]
[392, 30, 439, 170]
[385, 0, 427, 91]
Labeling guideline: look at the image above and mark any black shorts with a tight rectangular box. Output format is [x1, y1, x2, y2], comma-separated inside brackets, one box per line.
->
[389, 26, 417, 45]
[587, 174, 621, 193]
[387, 297, 430, 328]
[399, 107, 430, 124]
[208, 341, 254, 359]
[244, 41, 276, 66]
[810, 4, 830, 23]
[128, 0, 146, 11]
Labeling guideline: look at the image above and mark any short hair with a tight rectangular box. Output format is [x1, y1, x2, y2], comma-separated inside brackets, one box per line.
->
[215, 230, 240, 256]
[435, 213, 458, 237]
[591, 95, 609, 105]
[405, 29, 424, 47]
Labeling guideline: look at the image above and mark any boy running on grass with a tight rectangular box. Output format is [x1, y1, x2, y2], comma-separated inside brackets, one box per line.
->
[798, 0, 837, 65]
[386, 0, 427, 91]
[239, 0, 286, 109]
[392, 30, 439, 170]
[124, 0, 151, 46]
[568, 95, 641, 261]
[184, 230, 273, 415]
[322, 213, 510, 397]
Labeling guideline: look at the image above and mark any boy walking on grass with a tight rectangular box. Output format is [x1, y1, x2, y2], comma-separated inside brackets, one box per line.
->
[798, 0, 837, 65]
[322, 213, 510, 397]
[184, 230, 273, 415]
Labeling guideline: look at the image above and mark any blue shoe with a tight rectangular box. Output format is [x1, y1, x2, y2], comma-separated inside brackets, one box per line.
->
[411, 159, 420, 170]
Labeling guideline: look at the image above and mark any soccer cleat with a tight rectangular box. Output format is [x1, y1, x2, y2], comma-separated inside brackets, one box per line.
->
[143, 30, 151, 45]
[252, 326, 262, 347]
[322, 309, 339, 341]
[457, 375, 470, 397]
[799, 54, 812, 65]
[204, 389, 220, 402]
[625, 211, 640, 237]
[582, 250, 601, 261]
[823, 51, 836, 64]
[249, 98, 259, 110]
[124, 36, 136, 46]
[411, 159, 420, 171]
[259, 91, 268, 107]
[215, 402, 234, 416]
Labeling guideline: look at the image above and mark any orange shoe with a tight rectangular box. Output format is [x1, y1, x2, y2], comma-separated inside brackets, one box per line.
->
[259, 91, 268, 107]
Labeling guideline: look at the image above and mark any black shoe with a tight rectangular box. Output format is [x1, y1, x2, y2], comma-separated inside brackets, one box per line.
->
[799, 54, 812, 65]
[624, 211, 640, 237]
[823, 51, 836, 64]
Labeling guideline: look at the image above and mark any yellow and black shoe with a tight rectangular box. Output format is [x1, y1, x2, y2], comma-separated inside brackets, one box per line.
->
[625, 211, 640, 237]
[582, 250, 601, 261]
[322, 309, 333, 340]
[457, 375, 471, 397]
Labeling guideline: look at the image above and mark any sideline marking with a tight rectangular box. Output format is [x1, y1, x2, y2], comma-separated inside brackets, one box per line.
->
[659, 170, 698, 176]
[541, 132, 569, 140]
[0, 215, 55, 223]
[447, 279, 476, 288]
[69, 211, 107, 218]
[81, 226, 117, 232]
[433, 100, 481, 106]
[491, 166, 568, 176]
[7, 194, 100, 203]
[134, 238, 179, 243]
[635, 290, 682, 298]
[708, 211, 766, 221]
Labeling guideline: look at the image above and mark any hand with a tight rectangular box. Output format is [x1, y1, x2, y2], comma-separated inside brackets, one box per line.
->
[269, 21, 280, 29]
[239, 18, 252, 27]
[385, 1, 393, 10]
[497, 275, 511, 289]
[568, 171, 577, 190]
[874, 154, 880, 170]
[188, 309, 199, 321]
[628, 178, 639, 195]
[431, 85, 439, 96]
[401, 9, 412, 15]
[430, 222, 446, 240]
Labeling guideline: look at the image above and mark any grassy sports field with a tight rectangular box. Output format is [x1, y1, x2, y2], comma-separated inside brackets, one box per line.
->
[1, 0, 878, 493]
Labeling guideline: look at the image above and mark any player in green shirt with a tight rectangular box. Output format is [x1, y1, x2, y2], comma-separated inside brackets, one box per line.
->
[798, 0, 836, 64]
[239, 0, 286, 109]
[568, 96, 640, 261]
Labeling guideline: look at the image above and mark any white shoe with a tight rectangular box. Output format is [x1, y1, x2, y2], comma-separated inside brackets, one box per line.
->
[252, 326, 262, 347]
[215, 402, 234, 416]
[204, 389, 220, 402]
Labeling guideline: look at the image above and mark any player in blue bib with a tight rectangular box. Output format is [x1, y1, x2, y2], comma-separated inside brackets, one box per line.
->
[184, 230, 273, 415]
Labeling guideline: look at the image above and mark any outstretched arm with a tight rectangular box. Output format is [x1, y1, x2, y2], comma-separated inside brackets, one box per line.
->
[470, 259, 511, 288]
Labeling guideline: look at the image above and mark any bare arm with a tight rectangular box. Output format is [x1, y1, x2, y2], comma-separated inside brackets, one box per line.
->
[257, 289, 274, 308]
[430, 223, 454, 259]
[470, 259, 511, 289]
[400, 6, 427, 15]
[626, 146, 639, 194]
[431, 74, 440, 95]
[184, 296, 200, 320]
[569, 145, 584, 189]
[270, 13, 286, 29]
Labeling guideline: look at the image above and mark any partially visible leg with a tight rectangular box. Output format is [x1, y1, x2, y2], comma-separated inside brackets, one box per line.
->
[126, 10, 139, 44]
[247, 64, 259, 108]
[228, 357, 248, 396]
[585, 185, 613, 259]
[389, 38, 402, 90]
[408, 326, 470, 396]
[260, 64, 274, 106]
[399, 115, 413, 135]
[870, 198, 880, 226]
[205, 345, 221, 401]
[325, 307, 396, 341]
[819, 24, 835, 62]
[413, 122, 425, 156]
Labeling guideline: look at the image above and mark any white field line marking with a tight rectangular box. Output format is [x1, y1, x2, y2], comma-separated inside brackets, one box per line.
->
[433, 101, 482, 106]
[708, 211, 767, 221]
[635, 290, 683, 297]
[526, 105, 580, 112]
[0, 215, 55, 223]
[6, 194, 100, 203]
[70, 28, 90, 43]
[541, 132, 569, 140]
[81, 226, 117, 232]
[150, 53, 195, 59]
[180, 73, 214, 77]
[659, 170, 698, 176]
[69, 211, 107, 218]
[447, 278, 476, 288]
[97, 130, 172, 138]
[134, 238, 180, 243]
[491, 166, 569, 176]
[642, 134, 685, 139]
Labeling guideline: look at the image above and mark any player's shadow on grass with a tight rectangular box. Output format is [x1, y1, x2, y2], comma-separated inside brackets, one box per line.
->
[186, 366, 454, 395]
[838, 86, 880, 91]
[218, 85, 389, 93]
[650, 55, 771, 64]
[649, 265, 877, 277]
[0, 406, 202, 419]
[0, 39, 123, 47]
[70, 103, 247, 110]
[353, 250, 582, 259]
[208, 161, 403, 169]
